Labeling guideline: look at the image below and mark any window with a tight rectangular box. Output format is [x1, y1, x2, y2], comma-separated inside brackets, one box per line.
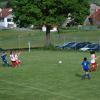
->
[0, 18, 4, 22]
[7, 18, 13, 22]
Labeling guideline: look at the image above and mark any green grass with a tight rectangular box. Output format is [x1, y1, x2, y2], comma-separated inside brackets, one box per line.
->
[0, 29, 100, 100]
[0, 50, 100, 100]
[0, 29, 44, 49]
[0, 29, 100, 49]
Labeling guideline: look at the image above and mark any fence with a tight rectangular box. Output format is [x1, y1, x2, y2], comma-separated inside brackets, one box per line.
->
[0, 28, 100, 51]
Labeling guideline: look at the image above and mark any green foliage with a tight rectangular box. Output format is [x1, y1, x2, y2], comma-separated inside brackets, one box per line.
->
[0, 0, 11, 8]
[10, 0, 90, 27]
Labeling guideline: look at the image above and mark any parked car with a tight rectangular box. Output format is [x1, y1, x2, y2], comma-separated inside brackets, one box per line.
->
[55, 42, 72, 49]
[70, 42, 91, 50]
[88, 44, 100, 51]
[63, 42, 77, 49]
[80, 43, 98, 51]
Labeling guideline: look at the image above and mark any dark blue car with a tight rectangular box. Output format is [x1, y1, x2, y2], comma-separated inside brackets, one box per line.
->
[63, 42, 77, 49]
[88, 44, 100, 51]
[55, 42, 72, 49]
[69, 42, 91, 50]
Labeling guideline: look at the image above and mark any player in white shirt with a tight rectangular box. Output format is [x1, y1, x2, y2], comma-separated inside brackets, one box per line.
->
[15, 52, 21, 65]
[10, 51, 16, 67]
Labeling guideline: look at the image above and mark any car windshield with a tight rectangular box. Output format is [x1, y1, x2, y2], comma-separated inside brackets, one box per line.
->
[67, 42, 76, 46]
[63, 42, 70, 46]
[86, 44, 97, 48]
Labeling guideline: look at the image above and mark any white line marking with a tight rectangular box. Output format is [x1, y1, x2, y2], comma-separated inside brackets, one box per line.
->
[0, 79, 80, 100]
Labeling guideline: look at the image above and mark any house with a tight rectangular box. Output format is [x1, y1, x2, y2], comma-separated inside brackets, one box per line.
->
[84, 4, 100, 27]
[42, 25, 57, 32]
[62, 13, 75, 27]
[89, 8, 100, 25]
[0, 8, 16, 28]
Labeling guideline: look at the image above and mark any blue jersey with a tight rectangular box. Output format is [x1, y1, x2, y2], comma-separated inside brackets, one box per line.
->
[1, 53, 9, 65]
[81, 61, 90, 71]
[1, 53, 7, 61]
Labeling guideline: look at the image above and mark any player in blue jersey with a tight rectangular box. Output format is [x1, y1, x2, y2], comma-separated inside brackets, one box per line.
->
[1, 51, 9, 66]
[81, 57, 90, 80]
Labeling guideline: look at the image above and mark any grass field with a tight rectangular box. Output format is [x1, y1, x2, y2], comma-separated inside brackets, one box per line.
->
[0, 29, 100, 49]
[0, 50, 100, 100]
[0, 29, 100, 100]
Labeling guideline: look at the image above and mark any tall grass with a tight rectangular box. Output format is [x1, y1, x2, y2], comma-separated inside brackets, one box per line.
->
[0, 29, 100, 49]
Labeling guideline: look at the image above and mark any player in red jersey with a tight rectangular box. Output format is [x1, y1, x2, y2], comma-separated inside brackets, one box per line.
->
[89, 51, 97, 71]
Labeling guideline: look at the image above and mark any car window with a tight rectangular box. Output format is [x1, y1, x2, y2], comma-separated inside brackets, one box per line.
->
[87, 44, 97, 48]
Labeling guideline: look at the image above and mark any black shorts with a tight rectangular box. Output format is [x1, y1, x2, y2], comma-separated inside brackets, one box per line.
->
[84, 69, 89, 72]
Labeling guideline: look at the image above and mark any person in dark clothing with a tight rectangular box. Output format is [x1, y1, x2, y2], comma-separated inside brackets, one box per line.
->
[1, 51, 9, 66]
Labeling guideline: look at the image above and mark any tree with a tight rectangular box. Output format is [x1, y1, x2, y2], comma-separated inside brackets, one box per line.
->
[11, 0, 90, 47]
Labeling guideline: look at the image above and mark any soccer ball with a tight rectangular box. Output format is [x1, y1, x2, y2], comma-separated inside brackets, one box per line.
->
[58, 60, 62, 64]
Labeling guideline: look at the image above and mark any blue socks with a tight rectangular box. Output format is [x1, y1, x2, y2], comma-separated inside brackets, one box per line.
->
[82, 74, 90, 80]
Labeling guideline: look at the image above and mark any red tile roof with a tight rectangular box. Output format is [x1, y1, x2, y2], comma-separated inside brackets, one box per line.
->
[0, 8, 12, 18]
[89, 8, 100, 24]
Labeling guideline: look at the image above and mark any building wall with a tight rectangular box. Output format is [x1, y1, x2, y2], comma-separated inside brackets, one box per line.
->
[0, 14, 16, 28]
[84, 3, 100, 26]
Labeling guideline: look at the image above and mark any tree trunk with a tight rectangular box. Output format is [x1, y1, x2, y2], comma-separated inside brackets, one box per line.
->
[45, 25, 51, 47]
